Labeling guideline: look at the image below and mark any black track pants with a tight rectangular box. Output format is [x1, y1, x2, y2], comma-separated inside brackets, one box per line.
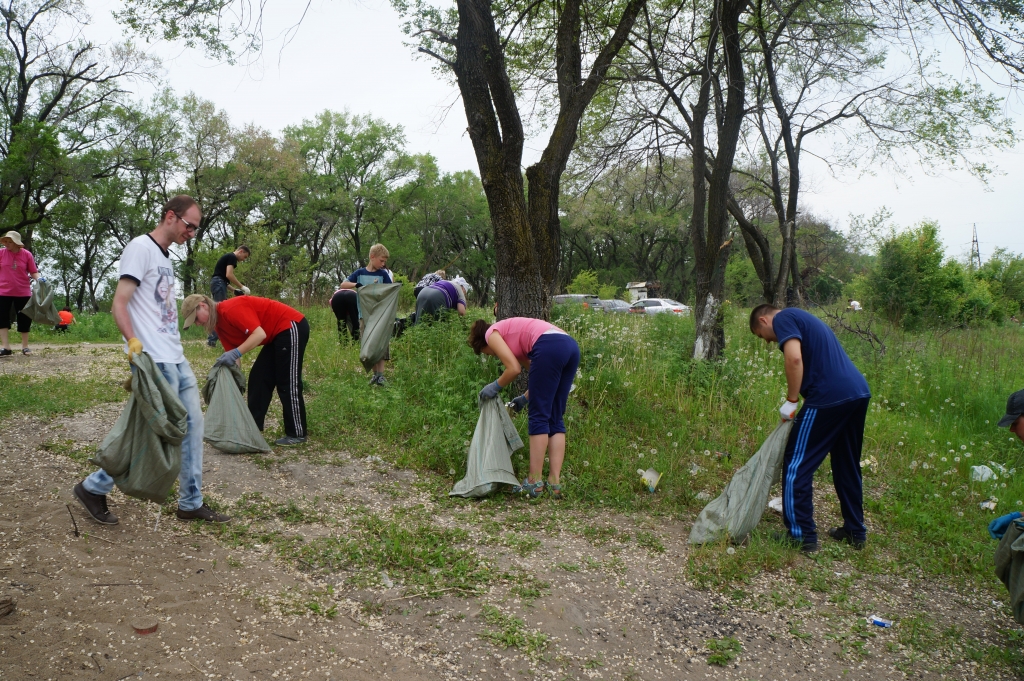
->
[247, 318, 309, 438]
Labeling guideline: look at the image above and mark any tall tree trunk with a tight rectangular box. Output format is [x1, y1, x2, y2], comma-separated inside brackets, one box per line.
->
[692, 0, 748, 360]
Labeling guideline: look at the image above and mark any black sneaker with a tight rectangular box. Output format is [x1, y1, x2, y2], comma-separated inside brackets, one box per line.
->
[370, 374, 386, 387]
[0, 348, 12, 358]
[176, 504, 231, 523]
[73, 482, 119, 525]
[771, 530, 818, 554]
[275, 436, 306, 447]
[828, 526, 866, 550]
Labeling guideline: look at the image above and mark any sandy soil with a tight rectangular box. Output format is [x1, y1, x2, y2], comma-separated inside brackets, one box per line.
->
[0, 346, 1019, 680]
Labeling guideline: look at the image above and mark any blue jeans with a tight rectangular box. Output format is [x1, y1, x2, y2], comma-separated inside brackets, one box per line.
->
[208, 276, 229, 344]
[84, 360, 205, 511]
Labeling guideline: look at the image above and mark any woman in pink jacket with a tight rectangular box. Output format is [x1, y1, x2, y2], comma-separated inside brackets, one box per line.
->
[468, 317, 580, 499]
[0, 231, 40, 357]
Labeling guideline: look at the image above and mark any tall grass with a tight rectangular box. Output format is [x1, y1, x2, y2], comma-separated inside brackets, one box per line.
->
[300, 303, 1024, 585]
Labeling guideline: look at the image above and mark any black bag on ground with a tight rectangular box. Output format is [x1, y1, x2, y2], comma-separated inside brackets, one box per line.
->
[90, 353, 186, 503]
[201, 364, 271, 454]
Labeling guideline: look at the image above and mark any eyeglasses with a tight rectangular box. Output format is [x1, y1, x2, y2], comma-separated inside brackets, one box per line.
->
[175, 213, 198, 233]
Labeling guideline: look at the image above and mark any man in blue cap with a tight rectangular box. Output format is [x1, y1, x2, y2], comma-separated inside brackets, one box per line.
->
[998, 389, 1024, 442]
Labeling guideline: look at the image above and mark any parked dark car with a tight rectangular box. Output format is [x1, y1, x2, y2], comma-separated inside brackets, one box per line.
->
[595, 299, 631, 313]
[553, 294, 600, 309]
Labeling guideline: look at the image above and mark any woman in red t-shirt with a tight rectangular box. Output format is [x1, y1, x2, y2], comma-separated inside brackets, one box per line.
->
[181, 294, 308, 447]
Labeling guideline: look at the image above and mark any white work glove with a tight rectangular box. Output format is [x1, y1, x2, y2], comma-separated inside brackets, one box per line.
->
[241, 286, 251, 295]
[779, 399, 799, 421]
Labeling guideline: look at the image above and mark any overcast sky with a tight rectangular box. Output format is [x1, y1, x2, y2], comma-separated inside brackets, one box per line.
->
[88, 0, 1024, 259]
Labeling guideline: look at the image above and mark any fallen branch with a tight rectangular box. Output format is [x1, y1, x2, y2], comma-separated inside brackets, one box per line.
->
[91, 583, 153, 587]
[66, 504, 79, 537]
[271, 632, 298, 642]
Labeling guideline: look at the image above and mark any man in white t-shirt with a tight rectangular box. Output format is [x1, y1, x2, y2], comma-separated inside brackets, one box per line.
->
[73, 195, 231, 525]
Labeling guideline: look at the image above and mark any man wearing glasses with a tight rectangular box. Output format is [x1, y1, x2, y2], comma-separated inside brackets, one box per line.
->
[73, 195, 231, 525]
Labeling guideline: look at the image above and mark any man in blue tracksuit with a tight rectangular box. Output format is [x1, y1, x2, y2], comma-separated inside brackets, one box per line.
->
[750, 304, 872, 553]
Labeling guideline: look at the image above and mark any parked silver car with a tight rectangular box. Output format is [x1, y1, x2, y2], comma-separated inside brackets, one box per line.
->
[628, 298, 691, 315]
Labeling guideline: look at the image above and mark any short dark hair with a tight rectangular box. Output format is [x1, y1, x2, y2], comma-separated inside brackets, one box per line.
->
[237, 245, 251, 255]
[161, 195, 198, 222]
[468, 319, 491, 354]
[749, 303, 779, 331]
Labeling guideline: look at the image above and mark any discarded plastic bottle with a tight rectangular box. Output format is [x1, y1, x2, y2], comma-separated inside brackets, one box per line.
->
[867, 615, 892, 628]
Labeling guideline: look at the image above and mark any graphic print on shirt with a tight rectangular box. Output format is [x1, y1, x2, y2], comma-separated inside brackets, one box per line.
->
[154, 266, 177, 333]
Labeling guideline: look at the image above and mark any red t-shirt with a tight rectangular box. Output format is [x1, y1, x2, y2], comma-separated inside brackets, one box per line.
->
[215, 296, 304, 351]
[58, 310, 74, 325]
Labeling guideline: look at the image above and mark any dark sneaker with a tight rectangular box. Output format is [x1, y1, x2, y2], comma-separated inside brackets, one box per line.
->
[73, 483, 119, 525]
[828, 526, 866, 550]
[0, 348, 12, 358]
[772, 530, 818, 554]
[176, 504, 231, 523]
[275, 436, 306, 447]
[370, 374, 386, 387]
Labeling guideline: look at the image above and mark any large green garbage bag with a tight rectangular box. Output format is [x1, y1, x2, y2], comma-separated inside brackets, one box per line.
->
[19, 278, 61, 325]
[450, 396, 524, 498]
[995, 518, 1024, 625]
[358, 283, 402, 372]
[90, 353, 187, 503]
[689, 421, 794, 544]
[201, 364, 270, 454]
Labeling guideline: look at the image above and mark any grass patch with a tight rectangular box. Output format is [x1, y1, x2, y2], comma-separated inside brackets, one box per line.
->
[0, 374, 124, 417]
[706, 636, 742, 665]
[478, 604, 550, 655]
[277, 512, 492, 597]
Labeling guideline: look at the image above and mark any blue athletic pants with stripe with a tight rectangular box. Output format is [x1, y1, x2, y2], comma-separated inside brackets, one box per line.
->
[782, 397, 871, 545]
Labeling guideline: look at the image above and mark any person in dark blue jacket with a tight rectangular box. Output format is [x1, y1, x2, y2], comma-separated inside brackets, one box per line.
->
[750, 304, 872, 553]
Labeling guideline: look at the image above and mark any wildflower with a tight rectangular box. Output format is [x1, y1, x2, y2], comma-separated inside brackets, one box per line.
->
[423, 425, 429, 431]
[958, 512, 964, 517]
[941, 457, 947, 462]
[898, 442, 904, 446]
[650, 448, 657, 455]
[667, 432, 673, 437]
[448, 468, 456, 476]
[673, 442, 679, 447]
[589, 376, 595, 381]
[900, 402, 905, 407]
[954, 457, 960, 462]
[704, 450, 711, 457]
[596, 353, 603, 358]
[965, 452, 972, 457]
[960, 445, 967, 451]
[583, 461, 590, 467]
[463, 440, 470, 446]
[638, 453, 644, 459]
[1002, 483, 1008, 488]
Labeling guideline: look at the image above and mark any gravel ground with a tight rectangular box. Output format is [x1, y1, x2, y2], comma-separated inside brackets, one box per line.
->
[0, 346, 1020, 680]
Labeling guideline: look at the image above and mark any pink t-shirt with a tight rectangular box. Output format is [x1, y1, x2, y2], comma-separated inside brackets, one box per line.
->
[485, 317, 566, 362]
[0, 247, 37, 297]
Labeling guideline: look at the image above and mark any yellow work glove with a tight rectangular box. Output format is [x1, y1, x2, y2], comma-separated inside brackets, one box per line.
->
[127, 337, 143, 362]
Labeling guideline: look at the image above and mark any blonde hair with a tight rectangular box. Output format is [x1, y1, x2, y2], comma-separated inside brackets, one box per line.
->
[368, 243, 389, 259]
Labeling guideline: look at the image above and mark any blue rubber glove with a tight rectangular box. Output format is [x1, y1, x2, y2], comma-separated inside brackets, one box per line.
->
[37, 276, 46, 283]
[215, 348, 242, 367]
[479, 380, 502, 400]
[988, 511, 1022, 540]
[510, 394, 528, 413]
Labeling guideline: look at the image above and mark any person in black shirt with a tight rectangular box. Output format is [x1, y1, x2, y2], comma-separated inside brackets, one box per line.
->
[207, 245, 250, 346]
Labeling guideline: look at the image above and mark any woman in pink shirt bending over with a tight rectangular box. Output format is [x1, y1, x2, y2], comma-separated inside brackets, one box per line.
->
[468, 317, 580, 499]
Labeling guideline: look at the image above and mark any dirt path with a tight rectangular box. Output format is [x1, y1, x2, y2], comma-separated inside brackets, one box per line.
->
[0, 346, 1018, 680]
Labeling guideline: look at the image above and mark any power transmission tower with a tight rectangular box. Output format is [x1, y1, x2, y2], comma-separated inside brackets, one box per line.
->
[970, 224, 982, 269]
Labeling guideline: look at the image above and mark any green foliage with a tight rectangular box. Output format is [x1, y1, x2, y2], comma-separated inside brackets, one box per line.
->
[866, 222, 1019, 328]
[0, 373, 125, 417]
[567, 269, 599, 294]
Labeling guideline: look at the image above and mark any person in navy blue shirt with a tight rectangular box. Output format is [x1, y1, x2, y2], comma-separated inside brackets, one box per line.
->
[750, 304, 872, 553]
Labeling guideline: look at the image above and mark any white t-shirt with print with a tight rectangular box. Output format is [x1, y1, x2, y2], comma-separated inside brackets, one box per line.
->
[119, 234, 185, 364]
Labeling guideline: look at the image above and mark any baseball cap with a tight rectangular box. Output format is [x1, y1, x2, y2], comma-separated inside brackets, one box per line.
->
[179, 294, 208, 330]
[997, 388, 1024, 428]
